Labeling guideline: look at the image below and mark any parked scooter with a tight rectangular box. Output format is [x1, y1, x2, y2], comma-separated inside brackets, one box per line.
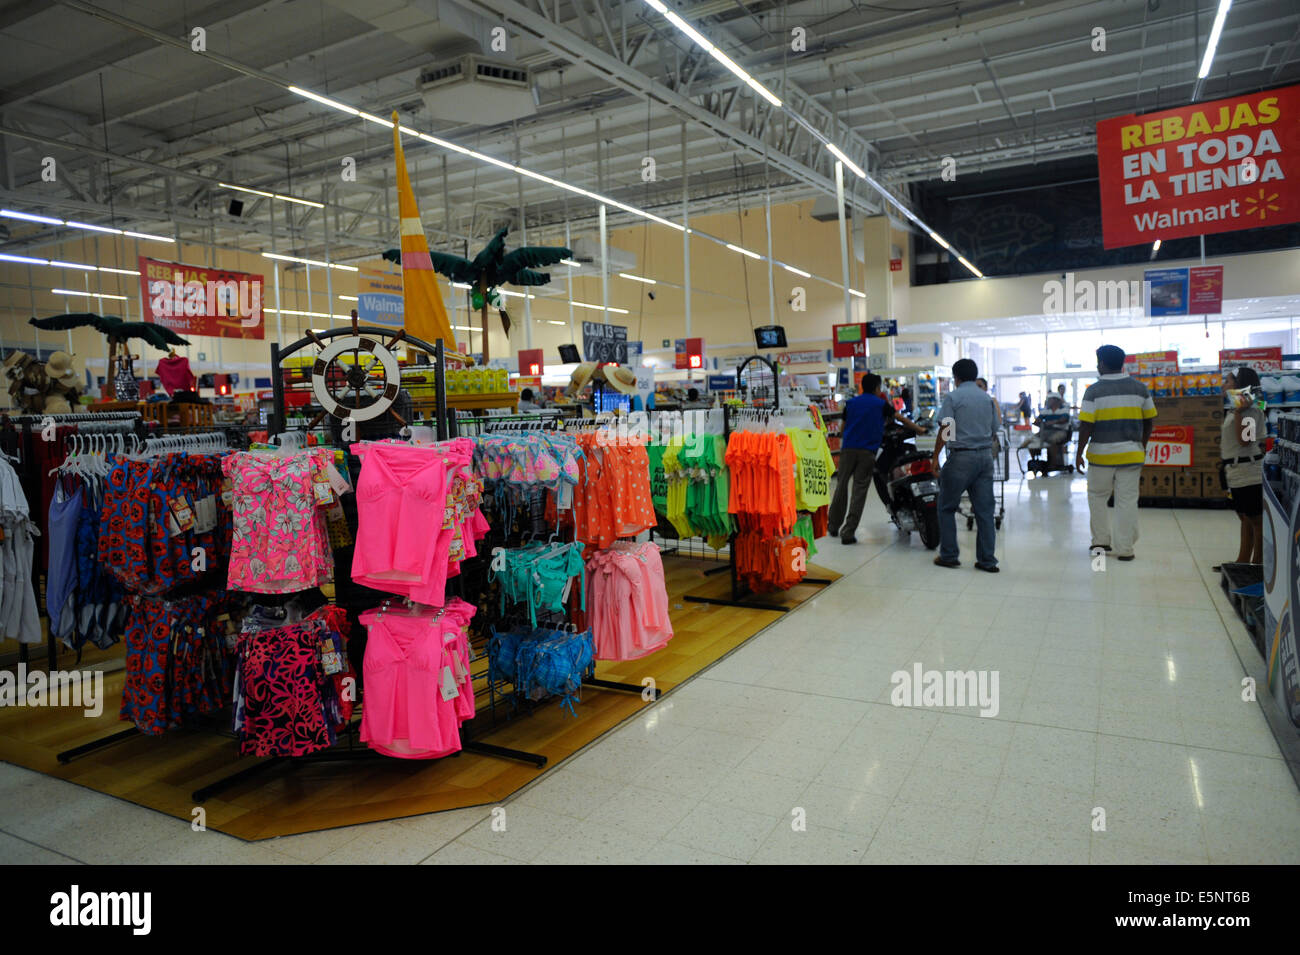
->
[873, 417, 940, 549]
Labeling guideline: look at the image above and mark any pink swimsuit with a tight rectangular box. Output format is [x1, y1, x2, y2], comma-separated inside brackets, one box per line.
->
[359, 598, 476, 758]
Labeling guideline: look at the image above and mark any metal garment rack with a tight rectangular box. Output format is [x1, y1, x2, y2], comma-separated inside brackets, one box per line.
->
[181, 333, 546, 802]
[681, 396, 833, 614]
[453, 411, 660, 707]
[53, 426, 246, 764]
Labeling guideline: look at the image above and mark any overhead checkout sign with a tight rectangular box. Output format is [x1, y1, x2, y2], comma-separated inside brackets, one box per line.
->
[867, 320, 898, 337]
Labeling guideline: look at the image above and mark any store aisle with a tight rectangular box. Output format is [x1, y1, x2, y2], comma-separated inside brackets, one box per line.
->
[3, 475, 1298, 864]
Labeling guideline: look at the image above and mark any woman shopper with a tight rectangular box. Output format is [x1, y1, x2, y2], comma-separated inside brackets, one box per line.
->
[1216, 366, 1266, 568]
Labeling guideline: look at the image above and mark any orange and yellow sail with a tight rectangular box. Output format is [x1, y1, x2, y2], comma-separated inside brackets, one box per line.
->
[392, 112, 457, 349]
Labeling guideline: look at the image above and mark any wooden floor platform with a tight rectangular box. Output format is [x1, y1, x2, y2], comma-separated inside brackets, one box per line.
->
[0, 555, 838, 840]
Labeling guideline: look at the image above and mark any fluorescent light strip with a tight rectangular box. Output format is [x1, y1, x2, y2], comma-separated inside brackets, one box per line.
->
[52, 288, 128, 300]
[1, 209, 61, 225]
[219, 182, 274, 200]
[268, 307, 354, 320]
[826, 144, 867, 180]
[726, 243, 762, 260]
[1198, 0, 1234, 78]
[547, 320, 566, 325]
[618, 272, 657, 285]
[1, 208, 173, 242]
[262, 252, 358, 272]
[338, 294, 358, 301]
[220, 181, 323, 209]
[559, 259, 581, 268]
[288, 85, 358, 116]
[571, 300, 630, 314]
[849, 289, 866, 298]
[955, 256, 984, 279]
[782, 264, 812, 278]
[1152, 239, 1162, 252]
[288, 86, 685, 234]
[0, 252, 140, 275]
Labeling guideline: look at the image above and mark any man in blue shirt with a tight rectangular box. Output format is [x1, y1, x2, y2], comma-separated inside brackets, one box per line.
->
[931, 358, 1000, 571]
[830, 373, 926, 544]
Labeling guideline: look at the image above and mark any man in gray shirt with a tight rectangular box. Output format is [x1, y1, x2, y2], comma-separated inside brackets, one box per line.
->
[931, 358, 999, 571]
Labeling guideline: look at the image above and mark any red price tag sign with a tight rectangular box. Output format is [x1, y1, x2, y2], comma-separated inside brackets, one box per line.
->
[1144, 425, 1194, 467]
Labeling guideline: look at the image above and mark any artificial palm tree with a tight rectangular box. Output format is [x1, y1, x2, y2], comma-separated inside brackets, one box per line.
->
[384, 226, 570, 361]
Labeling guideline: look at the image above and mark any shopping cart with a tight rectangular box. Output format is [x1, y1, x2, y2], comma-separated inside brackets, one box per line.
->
[961, 427, 1009, 531]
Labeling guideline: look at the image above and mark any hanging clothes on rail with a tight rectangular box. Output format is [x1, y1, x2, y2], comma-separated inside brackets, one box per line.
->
[350, 438, 488, 604]
[488, 541, 585, 627]
[223, 448, 334, 594]
[585, 541, 673, 660]
[726, 417, 816, 592]
[358, 597, 476, 759]
[119, 591, 241, 735]
[100, 451, 232, 597]
[0, 455, 40, 645]
[570, 431, 655, 549]
[489, 622, 594, 715]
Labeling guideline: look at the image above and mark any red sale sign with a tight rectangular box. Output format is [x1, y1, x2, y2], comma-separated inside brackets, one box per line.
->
[1096, 85, 1300, 249]
[139, 256, 265, 339]
[1145, 425, 1194, 467]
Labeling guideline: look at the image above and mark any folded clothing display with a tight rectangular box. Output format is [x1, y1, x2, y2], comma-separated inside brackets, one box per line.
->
[585, 541, 673, 660]
[488, 623, 595, 715]
[351, 439, 488, 604]
[223, 449, 334, 594]
[120, 591, 240, 736]
[359, 597, 476, 759]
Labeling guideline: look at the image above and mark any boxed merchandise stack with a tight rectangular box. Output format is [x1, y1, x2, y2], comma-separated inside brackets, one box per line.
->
[1141, 394, 1226, 504]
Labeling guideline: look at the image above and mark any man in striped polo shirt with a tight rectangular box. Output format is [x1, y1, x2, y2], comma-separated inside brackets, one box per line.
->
[1075, 345, 1157, 561]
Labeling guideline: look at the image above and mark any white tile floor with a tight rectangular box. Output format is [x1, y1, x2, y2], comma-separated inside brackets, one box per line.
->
[4, 474, 1300, 864]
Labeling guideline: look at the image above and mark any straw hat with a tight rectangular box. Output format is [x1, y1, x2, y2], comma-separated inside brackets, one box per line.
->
[3, 350, 31, 374]
[565, 362, 598, 397]
[600, 364, 638, 395]
[45, 351, 77, 379]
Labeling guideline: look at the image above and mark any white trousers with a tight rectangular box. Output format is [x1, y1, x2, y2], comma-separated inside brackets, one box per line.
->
[1087, 464, 1143, 557]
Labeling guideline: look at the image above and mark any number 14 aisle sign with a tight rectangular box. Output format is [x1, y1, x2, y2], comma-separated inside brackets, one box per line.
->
[1145, 426, 1194, 467]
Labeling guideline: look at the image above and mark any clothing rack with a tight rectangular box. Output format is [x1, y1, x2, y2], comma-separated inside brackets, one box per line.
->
[184, 335, 548, 803]
[1, 411, 144, 672]
[680, 403, 833, 613]
[457, 412, 661, 711]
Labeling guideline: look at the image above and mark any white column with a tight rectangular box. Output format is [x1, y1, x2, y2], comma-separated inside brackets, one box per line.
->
[835, 160, 851, 326]
[599, 203, 609, 324]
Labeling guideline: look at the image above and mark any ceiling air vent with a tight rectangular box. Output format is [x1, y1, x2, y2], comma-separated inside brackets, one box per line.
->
[419, 55, 536, 125]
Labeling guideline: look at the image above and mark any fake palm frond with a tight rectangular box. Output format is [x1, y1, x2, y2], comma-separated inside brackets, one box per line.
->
[29, 314, 189, 350]
[426, 251, 478, 284]
[500, 245, 570, 275]
[382, 228, 570, 299]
